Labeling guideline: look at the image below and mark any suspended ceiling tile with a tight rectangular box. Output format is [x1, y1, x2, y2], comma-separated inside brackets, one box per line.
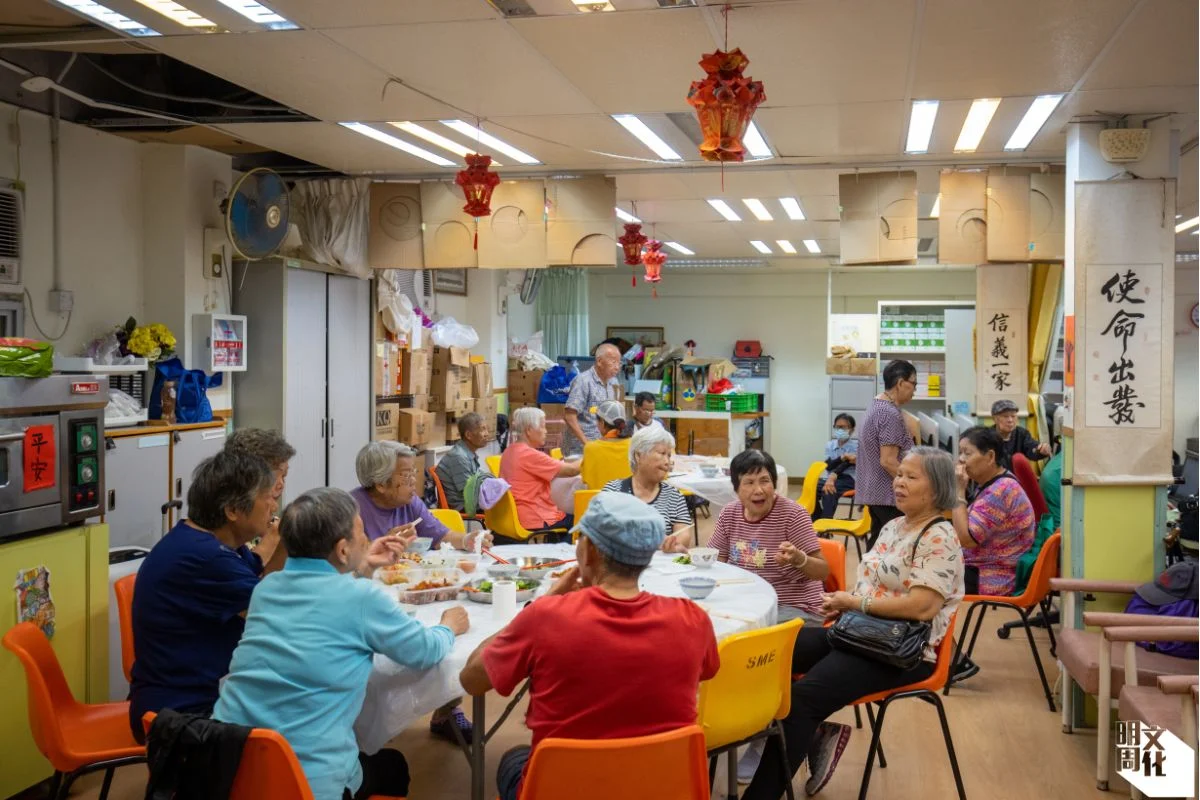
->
[148, 31, 458, 122]
[756, 103, 906, 159]
[912, 0, 1133, 99]
[673, 169, 800, 200]
[214, 122, 461, 173]
[615, 173, 698, 202]
[621, 199, 719, 225]
[1082, 0, 1199, 91]
[510, 8, 717, 114]
[481, 114, 657, 165]
[325, 21, 599, 118]
[265, 0, 498, 28]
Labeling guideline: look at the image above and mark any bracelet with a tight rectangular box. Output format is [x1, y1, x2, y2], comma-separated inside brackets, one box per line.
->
[796, 550, 809, 569]
[860, 596, 872, 615]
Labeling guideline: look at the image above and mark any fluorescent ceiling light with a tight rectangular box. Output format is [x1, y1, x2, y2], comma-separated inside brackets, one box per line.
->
[929, 194, 941, 219]
[53, 0, 159, 35]
[954, 98, 1000, 153]
[440, 120, 540, 165]
[614, 207, 640, 224]
[1175, 216, 1200, 233]
[665, 242, 694, 255]
[572, 0, 614, 9]
[905, 100, 939, 154]
[132, 0, 216, 27]
[749, 240, 772, 254]
[611, 115, 682, 161]
[389, 122, 503, 165]
[707, 199, 742, 222]
[743, 122, 772, 158]
[338, 123, 455, 167]
[803, 239, 821, 254]
[213, 0, 296, 28]
[776, 240, 796, 254]
[779, 197, 805, 220]
[1004, 94, 1064, 151]
[742, 198, 773, 221]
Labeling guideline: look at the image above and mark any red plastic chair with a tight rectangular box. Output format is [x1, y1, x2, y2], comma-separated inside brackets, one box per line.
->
[1010, 454, 1049, 519]
[113, 574, 137, 683]
[3, 622, 145, 800]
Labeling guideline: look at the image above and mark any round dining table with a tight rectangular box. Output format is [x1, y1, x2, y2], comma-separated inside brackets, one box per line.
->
[353, 542, 778, 800]
[667, 455, 790, 507]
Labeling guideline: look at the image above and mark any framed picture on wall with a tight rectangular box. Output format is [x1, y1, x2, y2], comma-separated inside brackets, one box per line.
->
[433, 269, 468, 296]
[605, 326, 665, 348]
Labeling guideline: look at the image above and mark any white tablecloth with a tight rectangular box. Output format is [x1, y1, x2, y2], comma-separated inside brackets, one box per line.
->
[354, 543, 777, 753]
[666, 456, 790, 508]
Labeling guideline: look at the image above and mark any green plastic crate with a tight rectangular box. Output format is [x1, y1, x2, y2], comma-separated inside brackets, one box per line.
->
[705, 393, 758, 413]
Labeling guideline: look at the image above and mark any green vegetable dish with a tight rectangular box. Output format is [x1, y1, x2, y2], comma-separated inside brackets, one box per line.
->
[475, 579, 538, 593]
[673, 555, 692, 565]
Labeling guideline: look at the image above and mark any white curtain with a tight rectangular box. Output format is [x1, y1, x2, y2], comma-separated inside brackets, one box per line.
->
[535, 268, 589, 359]
[290, 178, 371, 278]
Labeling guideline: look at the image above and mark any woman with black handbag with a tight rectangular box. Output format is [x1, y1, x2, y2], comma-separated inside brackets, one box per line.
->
[742, 447, 964, 800]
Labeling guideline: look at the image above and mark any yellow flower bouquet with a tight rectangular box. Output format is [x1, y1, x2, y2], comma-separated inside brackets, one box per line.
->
[118, 317, 176, 363]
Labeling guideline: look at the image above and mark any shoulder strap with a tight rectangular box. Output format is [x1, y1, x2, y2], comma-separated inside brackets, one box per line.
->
[909, 517, 946, 562]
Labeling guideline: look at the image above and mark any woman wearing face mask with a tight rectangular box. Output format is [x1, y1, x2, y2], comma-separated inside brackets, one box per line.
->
[812, 414, 858, 521]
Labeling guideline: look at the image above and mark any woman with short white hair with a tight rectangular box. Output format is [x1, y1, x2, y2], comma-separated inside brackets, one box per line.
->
[499, 407, 581, 532]
[602, 425, 693, 551]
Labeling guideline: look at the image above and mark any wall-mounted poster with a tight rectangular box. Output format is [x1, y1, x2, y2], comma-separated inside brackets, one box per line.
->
[975, 264, 1029, 415]
[605, 327, 665, 349]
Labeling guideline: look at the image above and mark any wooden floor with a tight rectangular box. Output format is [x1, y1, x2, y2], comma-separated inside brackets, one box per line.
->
[57, 491, 1129, 800]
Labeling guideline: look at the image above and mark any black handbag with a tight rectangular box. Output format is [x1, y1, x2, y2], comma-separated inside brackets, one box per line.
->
[825, 517, 942, 670]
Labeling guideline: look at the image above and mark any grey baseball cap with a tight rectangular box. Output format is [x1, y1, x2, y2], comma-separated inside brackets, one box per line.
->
[991, 399, 1020, 415]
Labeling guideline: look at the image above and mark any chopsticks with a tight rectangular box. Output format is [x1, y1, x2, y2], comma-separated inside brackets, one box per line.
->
[524, 558, 576, 570]
[715, 578, 753, 586]
[696, 603, 757, 625]
[482, 548, 510, 565]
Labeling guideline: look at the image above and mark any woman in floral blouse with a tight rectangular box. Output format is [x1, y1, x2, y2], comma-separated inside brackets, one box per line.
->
[742, 448, 964, 800]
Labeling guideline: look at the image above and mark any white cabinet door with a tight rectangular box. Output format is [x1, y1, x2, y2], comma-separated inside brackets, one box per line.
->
[172, 426, 228, 523]
[103, 433, 171, 549]
[283, 269, 328, 503]
[945, 308, 978, 416]
[326, 275, 371, 492]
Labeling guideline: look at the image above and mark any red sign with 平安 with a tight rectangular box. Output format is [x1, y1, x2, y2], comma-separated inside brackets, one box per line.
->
[24, 424, 56, 492]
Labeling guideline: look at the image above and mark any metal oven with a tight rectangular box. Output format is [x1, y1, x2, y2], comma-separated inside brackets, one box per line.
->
[0, 375, 106, 538]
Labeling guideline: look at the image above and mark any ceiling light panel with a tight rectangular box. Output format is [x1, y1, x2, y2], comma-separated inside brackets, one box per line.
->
[665, 242, 694, 255]
[742, 199, 773, 221]
[954, 98, 1000, 153]
[389, 122, 503, 165]
[707, 199, 742, 222]
[803, 239, 821, 254]
[905, 100, 939, 154]
[213, 0, 296, 28]
[131, 0, 216, 27]
[1175, 216, 1199, 233]
[614, 207, 640, 224]
[440, 120, 540, 165]
[749, 240, 772, 254]
[572, 0, 614, 9]
[53, 0, 159, 35]
[776, 240, 796, 254]
[339, 123, 456, 167]
[779, 197, 805, 220]
[742, 122, 772, 158]
[1004, 94, 1064, 151]
[611, 115, 683, 161]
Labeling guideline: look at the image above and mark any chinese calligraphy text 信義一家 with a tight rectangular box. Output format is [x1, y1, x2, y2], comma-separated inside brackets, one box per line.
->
[1098, 269, 1146, 425]
[987, 312, 1012, 393]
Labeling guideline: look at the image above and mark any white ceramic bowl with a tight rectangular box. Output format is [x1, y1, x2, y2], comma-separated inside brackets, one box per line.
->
[688, 547, 718, 569]
[679, 576, 717, 600]
[699, 463, 721, 478]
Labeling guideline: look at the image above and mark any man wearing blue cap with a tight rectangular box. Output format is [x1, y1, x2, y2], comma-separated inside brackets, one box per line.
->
[460, 492, 720, 800]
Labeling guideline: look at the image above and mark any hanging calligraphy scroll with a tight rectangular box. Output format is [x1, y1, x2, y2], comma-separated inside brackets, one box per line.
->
[975, 264, 1029, 415]
[1072, 179, 1175, 485]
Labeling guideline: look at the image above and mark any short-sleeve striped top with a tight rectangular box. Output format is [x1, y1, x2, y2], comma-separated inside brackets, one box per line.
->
[602, 479, 691, 530]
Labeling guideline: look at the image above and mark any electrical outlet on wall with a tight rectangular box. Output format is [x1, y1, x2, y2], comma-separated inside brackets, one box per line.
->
[49, 289, 73, 313]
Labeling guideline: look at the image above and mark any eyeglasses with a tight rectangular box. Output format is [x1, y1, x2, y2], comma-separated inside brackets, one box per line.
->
[393, 470, 418, 484]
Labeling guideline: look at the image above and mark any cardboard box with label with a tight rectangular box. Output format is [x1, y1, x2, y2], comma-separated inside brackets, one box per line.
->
[398, 409, 434, 447]
[472, 363, 493, 398]
[507, 369, 544, 404]
[374, 342, 398, 397]
[400, 347, 431, 396]
[374, 402, 400, 441]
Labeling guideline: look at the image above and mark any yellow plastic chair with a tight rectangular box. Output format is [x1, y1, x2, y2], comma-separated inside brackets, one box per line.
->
[430, 508, 466, 534]
[483, 490, 567, 544]
[814, 506, 871, 559]
[697, 618, 804, 800]
[571, 490, 601, 542]
[580, 438, 632, 489]
[797, 461, 827, 517]
[550, 448, 563, 460]
[486, 455, 502, 477]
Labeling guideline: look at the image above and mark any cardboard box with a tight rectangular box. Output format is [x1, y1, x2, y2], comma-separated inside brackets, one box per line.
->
[507, 369, 544, 403]
[472, 363, 493, 398]
[400, 347, 431, 396]
[475, 395, 498, 427]
[374, 342, 398, 397]
[541, 403, 567, 420]
[849, 358, 877, 376]
[374, 402, 400, 441]
[450, 396, 474, 416]
[398, 409, 434, 447]
[677, 393, 705, 411]
[433, 346, 471, 370]
[427, 413, 447, 448]
[446, 413, 462, 443]
[826, 357, 853, 375]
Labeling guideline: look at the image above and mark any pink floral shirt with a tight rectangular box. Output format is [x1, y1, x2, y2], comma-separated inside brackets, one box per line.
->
[854, 518, 964, 661]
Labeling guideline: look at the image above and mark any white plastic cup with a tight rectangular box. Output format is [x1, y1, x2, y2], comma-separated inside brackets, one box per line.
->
[492, 579, 518, 621]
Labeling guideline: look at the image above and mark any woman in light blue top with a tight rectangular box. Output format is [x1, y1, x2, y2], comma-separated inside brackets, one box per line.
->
[812, 413, 859, 521]
[213, 487, 470, 800]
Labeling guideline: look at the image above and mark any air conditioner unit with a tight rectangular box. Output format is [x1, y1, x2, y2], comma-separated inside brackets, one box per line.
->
[0, 186, 22, 285]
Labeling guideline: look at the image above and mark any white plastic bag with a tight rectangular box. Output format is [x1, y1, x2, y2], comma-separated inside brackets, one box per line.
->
[431, 317, 480, 349]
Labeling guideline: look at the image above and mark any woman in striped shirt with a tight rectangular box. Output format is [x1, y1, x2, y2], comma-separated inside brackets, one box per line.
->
[604, 426, 694, 553]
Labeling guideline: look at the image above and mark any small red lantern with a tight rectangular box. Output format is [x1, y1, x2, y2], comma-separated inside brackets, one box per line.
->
[686, 48, 766, 163]
[642, 239, 667, 297]
[455, 153, 500, 217]
[618, 223, 647, 266]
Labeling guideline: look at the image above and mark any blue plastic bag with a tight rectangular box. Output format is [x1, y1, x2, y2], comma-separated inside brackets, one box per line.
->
[537, 364, 577, 404]
[149, 358, 223, 423]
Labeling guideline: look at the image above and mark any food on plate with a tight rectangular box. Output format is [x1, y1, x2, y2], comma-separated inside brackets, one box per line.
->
[409, 579, 456, 591]
[457, 558, 478, 574]
[464, 578, 539, 594]
[378, 565, 416, 585]
[397, 552, 424, 564]
[673, 555, 692, 565]
[548, 569, 571, 580]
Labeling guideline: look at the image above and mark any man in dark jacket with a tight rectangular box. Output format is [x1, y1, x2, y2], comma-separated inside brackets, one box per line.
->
[991, 399, 1051, 465]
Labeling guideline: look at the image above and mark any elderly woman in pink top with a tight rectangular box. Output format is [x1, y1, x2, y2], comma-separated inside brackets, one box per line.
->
[499, 407, 582, 534]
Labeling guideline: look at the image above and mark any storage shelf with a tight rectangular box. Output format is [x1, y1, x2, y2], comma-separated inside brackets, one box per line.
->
[879, 349, 947, 355]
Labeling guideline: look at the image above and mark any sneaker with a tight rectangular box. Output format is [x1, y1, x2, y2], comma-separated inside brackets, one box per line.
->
[737, 739, 765, 784]
[951, 655, 980, 684]
[429, 707, 473, 745]
[805, 722, 851, 796]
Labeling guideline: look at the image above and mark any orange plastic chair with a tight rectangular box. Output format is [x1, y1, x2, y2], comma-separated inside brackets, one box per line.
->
[571, 489, 601, 542]
[851, 610, 965, 800]
[113, 573, 137, 683]
[428, 466, 485, 527]
[817, 537, 846, 594]
[814, 506, 872, 560]
[516, 725, 710, 800]
[142, 713, 404, 800]
[945, 532, 1061, 712]
[3, 622, 145, 800]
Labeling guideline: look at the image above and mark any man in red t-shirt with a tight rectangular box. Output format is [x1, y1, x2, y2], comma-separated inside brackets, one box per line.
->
[460, 492, 720, 800]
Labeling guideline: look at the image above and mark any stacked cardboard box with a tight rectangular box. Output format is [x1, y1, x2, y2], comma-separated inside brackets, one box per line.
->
[507, 369, 543, 409]
[430, 346, 474, 415]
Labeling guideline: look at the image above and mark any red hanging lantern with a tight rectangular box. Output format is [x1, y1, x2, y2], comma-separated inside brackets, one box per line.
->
[455, 153, 500, 217]
[686, 48, 766, 163]
[618, 223, 647, 266]
[642, 239, 667, 298]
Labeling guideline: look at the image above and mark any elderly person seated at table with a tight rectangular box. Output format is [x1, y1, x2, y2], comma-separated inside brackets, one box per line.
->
[628, 390, 665, 435]
[460, 493, 720, 800]
[225, 427, 296, 509]
[582, 400, 633, 489]
[811, 414, 858, 522]
[129, 449, 283, 739]
[499, 406, 582, 532]
[435, 412, 492, 511]
[742, 447, 964, 799]
[603, 425, 693, 552]
[214, 487, 469, 800]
